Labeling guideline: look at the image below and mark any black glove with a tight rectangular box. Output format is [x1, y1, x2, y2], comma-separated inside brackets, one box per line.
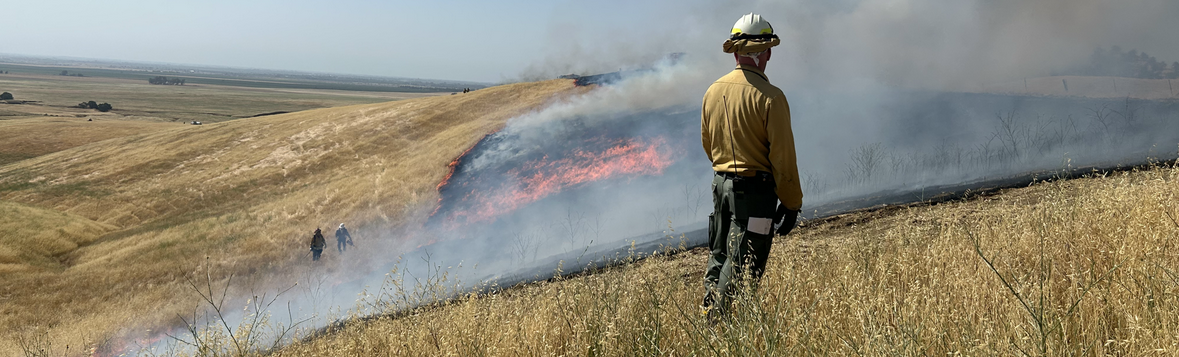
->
[774, 204, 799, 236]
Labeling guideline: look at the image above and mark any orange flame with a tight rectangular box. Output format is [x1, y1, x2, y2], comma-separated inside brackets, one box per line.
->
[440, 137, 674, 227]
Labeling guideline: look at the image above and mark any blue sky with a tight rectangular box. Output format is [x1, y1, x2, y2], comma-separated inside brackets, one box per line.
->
[3, 0, 708, 82]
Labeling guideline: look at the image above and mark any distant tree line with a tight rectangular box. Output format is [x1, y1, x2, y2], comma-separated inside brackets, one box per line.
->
[77, 100, 112, 112]
[148, 76, 186, 85]
[1075, 46, 1179, 79]
[59, 70, 85, 77]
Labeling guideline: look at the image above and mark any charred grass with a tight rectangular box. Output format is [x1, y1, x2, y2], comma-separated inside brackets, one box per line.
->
[274, 163, 1179, 356]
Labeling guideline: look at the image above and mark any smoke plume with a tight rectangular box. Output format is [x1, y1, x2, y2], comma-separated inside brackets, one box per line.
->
[140, 1, 1179, 353]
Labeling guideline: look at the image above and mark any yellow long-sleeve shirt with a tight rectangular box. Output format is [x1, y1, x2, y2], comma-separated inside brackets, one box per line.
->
[701, 64, 803, 210]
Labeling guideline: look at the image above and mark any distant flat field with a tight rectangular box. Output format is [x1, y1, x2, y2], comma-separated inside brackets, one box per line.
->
[0, 62, 462, 93]
[0, 71, 447, 124]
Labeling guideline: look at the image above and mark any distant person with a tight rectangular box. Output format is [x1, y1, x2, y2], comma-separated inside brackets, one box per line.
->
[335, 223, 354, 252]
[309, 228, 326, 261]
[699, 13, 803, 320]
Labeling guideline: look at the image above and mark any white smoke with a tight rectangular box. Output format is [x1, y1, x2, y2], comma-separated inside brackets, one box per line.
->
[139, 1, 1179, 353]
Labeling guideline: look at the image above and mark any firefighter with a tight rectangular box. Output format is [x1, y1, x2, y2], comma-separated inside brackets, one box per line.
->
[335, 223, 353, 253]
[309, 228, 326, 261]
[700, 13, 803, 319]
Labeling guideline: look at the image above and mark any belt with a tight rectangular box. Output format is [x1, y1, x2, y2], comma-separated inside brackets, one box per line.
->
[716, 170, 773, 182]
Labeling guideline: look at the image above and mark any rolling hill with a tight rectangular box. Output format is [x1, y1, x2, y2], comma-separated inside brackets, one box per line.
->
[0, 79, 586, 354]
[4, 74, 1176, 355]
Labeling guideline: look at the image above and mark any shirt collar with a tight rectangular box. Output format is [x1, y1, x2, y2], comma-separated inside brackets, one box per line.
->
[736, 64, 768, 82]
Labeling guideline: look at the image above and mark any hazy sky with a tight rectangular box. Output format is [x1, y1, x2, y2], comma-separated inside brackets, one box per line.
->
[5, 0, 1177, 84]
[4, 0, 695, 82]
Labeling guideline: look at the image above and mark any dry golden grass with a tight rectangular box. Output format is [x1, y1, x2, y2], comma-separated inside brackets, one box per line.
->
[0, 79, 585, 355]
[0, 117, 177, 166]
[276, 163, 1179, 356]
[0, 200, 116, 273]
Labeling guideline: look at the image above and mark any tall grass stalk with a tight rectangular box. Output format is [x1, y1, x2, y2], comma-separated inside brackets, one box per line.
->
[273, 162, 1179, 356]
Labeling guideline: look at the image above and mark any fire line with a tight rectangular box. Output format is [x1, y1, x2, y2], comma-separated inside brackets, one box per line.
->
[432, 137, 675, 228]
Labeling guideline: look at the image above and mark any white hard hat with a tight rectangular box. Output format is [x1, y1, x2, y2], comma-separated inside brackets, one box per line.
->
[731, 13, 776, 40]
[339, 223, 345, 228]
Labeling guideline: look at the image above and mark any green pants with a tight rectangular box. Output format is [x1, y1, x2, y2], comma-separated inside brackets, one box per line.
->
[703, 172, 778, 312]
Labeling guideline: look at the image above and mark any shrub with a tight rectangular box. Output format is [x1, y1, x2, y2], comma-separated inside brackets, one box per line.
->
[148, 76, 186, 85]
[76, 100, 112, 111]
[0, 92, 12, 100]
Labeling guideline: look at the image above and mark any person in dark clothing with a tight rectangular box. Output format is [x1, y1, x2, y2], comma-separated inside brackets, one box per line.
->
[310, 228, 326, 261]
[335, 223, 353, 253]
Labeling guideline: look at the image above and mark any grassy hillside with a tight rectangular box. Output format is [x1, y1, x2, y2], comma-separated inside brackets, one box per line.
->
[0, 117, 177, 166]
[0, 200, 117, 273]
[0, 79, 584, 355]
[277, 163, 1179, 356]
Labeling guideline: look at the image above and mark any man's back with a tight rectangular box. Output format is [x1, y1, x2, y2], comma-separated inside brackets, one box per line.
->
[311, 231, 326, 248]
[700, 64, 802, 210]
